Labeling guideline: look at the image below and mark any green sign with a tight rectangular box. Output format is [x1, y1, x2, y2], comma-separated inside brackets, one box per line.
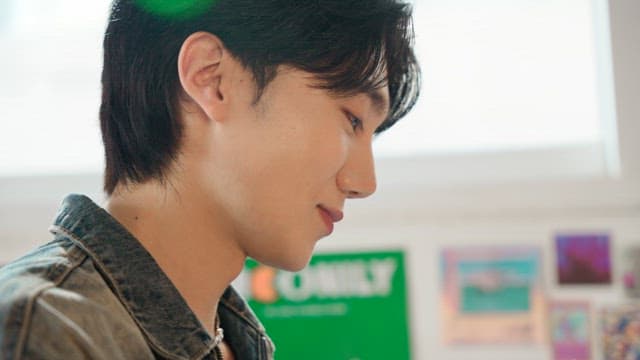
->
[236, 251, 411, 360]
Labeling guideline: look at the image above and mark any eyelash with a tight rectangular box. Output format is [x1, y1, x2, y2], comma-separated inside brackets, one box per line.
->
[346, 113, 363, 132]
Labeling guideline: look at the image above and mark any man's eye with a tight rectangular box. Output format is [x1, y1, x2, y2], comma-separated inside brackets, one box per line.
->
[347, 113, 363, 132]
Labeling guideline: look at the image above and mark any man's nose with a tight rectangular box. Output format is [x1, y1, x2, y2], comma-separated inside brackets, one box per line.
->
[336, 141, 377, 199]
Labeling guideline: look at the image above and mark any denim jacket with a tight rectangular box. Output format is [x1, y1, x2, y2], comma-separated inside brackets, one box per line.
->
[0, 194, 275, 360]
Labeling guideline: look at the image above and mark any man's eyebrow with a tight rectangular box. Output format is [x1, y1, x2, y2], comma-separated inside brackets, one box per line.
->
[366, 89, 390, 119]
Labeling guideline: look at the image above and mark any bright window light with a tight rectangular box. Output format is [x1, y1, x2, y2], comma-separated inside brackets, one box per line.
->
[0, 1, 110, 176]
[374, 0, 612, 157]
[0, 0, 616, 177]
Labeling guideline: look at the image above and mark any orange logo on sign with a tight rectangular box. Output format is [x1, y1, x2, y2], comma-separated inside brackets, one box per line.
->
[251, 265, 278, 303]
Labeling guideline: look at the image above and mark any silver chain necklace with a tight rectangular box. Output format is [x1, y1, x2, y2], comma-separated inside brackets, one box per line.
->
[213, 316, 225, 360]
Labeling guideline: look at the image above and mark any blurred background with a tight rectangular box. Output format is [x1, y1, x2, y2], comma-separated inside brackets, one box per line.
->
[1, 0, 639, 359]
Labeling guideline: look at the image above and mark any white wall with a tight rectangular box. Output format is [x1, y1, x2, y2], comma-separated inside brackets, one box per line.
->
[0, 0, 638, 359]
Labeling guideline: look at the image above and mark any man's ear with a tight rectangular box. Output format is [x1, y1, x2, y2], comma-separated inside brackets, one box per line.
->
[177, 31, 228, 122]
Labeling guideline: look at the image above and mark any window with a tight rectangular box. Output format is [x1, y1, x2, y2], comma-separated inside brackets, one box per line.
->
[0, 0, 630, 193]
[0, 0, 110, 176]
[373, 0, 620, 184]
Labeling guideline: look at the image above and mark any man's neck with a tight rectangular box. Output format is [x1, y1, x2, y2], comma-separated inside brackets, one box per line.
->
[104, 180, 246, 334]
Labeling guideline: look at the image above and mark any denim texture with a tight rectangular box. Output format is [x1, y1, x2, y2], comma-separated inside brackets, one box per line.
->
[0, 194, 275, 360]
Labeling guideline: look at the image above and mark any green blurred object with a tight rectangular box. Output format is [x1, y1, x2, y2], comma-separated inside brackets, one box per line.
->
[243, 251, 411, 360]
[135, 0, 215, 19]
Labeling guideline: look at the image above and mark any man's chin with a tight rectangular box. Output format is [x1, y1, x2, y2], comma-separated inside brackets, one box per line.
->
[277, 251, 314, 272]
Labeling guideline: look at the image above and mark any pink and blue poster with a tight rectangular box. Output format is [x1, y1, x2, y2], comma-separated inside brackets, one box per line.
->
[440, 246, 545, 344]
[549, 301, 591, 360]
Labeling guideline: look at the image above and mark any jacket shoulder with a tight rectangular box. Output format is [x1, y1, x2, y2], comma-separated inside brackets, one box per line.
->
[0, 237, 84, 359]
[16, 290, 152, 360]
[0, 239, 151, 359]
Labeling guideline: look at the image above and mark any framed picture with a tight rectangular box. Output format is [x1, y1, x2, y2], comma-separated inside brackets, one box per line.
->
[441, 246, 545, 344]
[549, 301, 591, 360]
[601, 303, 640, 360]
[622, 245, 640, 298]
[555, 233, 611, 285]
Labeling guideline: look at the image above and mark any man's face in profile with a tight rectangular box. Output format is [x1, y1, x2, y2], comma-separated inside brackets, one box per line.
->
[189, 63, 389, 271]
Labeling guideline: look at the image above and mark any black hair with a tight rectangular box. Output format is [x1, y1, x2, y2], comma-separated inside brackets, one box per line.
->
[100, 0, 420, 195]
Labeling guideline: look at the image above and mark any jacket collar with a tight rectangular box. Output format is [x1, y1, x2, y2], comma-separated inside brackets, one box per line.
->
[49, 194, 269, 359]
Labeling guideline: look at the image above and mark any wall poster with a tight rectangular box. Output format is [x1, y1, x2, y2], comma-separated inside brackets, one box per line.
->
[440, 246, 545, 344]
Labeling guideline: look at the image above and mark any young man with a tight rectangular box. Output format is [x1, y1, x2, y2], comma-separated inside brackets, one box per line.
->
[0, 0, 419, 359]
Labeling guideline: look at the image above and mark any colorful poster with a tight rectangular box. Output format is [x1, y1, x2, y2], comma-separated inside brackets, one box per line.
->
[601, 304, 640, 360]
[622, 245, 640, 298]
[555, 233, 611, 285]
[441, 246, 545, 344]
[549, 301, 591, 360]
[234, 251, 411, 360]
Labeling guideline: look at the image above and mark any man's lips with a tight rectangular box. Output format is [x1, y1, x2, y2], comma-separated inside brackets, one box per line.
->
[318, 205, 344, 223]
[317, 205, 344, 234]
